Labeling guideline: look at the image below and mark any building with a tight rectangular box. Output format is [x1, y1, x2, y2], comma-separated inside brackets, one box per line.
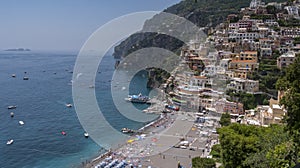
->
[229, 51, 259, 71]
[277, 51, 296, 69]
[227, 78, 259, 93]
[260, 47, 272, 57]
[281, 28, 300, 38]
[258, 98, 286, 125]
[229, 31, 259, 42]
[215, 98, 244, 114]
[201, 65, 226, 77]
[190, 75, 213, 88]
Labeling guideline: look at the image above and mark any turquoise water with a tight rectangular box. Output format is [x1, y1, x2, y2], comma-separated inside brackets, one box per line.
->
[0, 51, 153, 168]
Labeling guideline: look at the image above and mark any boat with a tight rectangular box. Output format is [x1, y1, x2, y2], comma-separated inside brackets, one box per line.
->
[10, 112, 14, 118]
[165, 105, 180, 111]
[61, 131, 67, 136]
[23, 76, 29, 80]
[84, 132, 89, 138]
[6, 139, 14, 145]
[125, 93, 150, 103]
[7, 105, 17, 109]
[89, 85, 95, 88]
[19, 121, 25, 125]
[66, 103, 72, 108]
[121, 128, 134, 134]
[12, 74, 16, 78]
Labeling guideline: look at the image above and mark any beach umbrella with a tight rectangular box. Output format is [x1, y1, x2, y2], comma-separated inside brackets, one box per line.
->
[127, 139, 134, 143]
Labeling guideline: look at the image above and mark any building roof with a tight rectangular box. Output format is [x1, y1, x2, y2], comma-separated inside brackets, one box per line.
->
[272, 104, 281, 109]
[193, 76, 207, 79]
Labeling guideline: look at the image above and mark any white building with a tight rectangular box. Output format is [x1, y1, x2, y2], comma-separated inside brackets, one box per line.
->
[277, 51, 296, 69]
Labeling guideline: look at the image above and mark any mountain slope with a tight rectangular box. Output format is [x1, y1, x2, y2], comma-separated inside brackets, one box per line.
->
[114, 0, 286, 58]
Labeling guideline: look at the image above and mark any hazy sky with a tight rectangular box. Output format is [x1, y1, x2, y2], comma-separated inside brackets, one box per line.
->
[0, 0, 180, 51]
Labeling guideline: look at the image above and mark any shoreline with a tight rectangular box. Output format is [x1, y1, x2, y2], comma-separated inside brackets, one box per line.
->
[81, 103, 166, 168]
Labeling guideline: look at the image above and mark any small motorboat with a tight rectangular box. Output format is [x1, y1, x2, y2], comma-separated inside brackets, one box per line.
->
[84, 132, 89, 138]
[6, 139, 14, 145]
[89, 85, 95, 88]
[23, 77, 29, 80]
[121, 128, 134, 134]
[7, 105, 17, 109]
[19, 121, 25, 125]
[61, 131, 67, 136]
[66, 103, 72, 108]
[10, 112, 14, 118]
[12, 74, 16, 78]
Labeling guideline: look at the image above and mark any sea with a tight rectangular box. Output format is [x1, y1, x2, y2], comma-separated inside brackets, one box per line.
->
[0, 51, 156, 168]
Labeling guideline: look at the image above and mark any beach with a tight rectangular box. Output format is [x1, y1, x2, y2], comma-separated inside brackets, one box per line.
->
[84, 104, 221, 168]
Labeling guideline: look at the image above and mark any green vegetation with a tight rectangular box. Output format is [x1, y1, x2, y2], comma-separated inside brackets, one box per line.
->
[226, 90, 256, 110]
[220, 113, 231, 126]
[210, 144, 222, 159]
[146, 68, 170, 88]
[249, 52, 282, 96]
[276, 55, 300, 132]
[217, 57, 300, 168]
[294, 37, 300, 44]
[278, 18, 300, 27]
[114, 0, 286, 58]
[250, 14, 274, 21]
[266, 5, 281, 15]
[192, 157, 216, 168]
[218, 124, 292, 168]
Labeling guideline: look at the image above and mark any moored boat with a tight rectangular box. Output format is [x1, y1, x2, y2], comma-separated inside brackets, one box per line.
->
[66, 103, 72, 108]
[7, 105, 17, 109]
[125, 93, 150, 103]
[121, 128, 134, 134]
[84, 132, 89, 138]
[19, 121, 25, 125]
[6, 139, 14, 145]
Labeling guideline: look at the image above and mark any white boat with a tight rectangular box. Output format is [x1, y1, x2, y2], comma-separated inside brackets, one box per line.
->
[66, 103, 72, 108]
[84, 132, 89, 138]
[6, 139, 14, 145]
[23, 76, 29, 80]
[19, 121, 25, 125]
[12, 74, 16, 78]
[7, 105, 17, 109]
[125, 93, 150, 103]
[121, 128, 134, 134]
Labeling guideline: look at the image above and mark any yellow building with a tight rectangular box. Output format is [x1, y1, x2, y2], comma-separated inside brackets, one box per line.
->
[229, 51, 259, 71]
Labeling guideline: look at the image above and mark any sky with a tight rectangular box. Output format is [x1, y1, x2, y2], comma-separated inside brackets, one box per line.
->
[0, 0, 181, 52]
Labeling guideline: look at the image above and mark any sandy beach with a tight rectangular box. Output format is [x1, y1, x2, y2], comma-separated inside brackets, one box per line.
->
[84, 107, 221, 168]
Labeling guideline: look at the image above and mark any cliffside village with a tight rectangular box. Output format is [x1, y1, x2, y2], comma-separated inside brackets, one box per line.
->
[165, 0, 300, 127]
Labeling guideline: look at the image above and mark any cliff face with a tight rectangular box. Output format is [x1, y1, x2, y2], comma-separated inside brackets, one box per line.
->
[113, 0, 285, 58]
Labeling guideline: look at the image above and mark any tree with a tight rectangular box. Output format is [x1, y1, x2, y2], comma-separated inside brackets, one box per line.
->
[276, 55, 300, 132]
[192, 157, 216, 168]
[220, 112, 231, 126]
[218, 124, 289, 168]
[210, 144, 222, 158]
[266, 141, 298, 168]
